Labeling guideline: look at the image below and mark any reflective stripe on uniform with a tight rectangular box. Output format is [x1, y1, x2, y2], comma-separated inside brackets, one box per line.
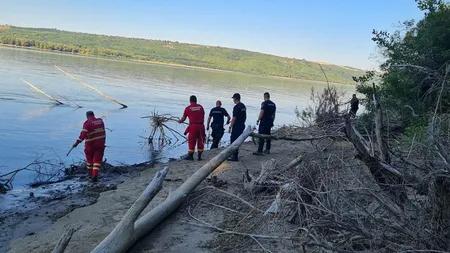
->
[188, 149, 194, 152]
[198, 149, 204, 152]
[82, 129, 89, 132]
[77, 138, 83, 142]
[87, 128, 105, 136]
[85, 135, 106, 142]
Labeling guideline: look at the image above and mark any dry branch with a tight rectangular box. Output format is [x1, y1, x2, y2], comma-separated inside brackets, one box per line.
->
[20, 78, 64, 105]
[54, 65, 127, 108]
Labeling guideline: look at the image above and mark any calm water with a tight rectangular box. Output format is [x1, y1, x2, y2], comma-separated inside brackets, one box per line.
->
[0, 47, 355, 188]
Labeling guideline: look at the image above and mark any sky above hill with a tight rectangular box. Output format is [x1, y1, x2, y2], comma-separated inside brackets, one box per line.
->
[0, 0, 424, 70]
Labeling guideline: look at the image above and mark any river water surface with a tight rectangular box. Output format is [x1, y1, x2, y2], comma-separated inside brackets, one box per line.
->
[0, 47, 355, 188]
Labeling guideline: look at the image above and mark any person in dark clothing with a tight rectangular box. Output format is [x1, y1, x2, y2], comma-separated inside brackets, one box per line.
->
[253, 92, 276, 155]
[227, 93, 246, 161]
[206, 100, 231, 149]
[349, 94, 359, 118]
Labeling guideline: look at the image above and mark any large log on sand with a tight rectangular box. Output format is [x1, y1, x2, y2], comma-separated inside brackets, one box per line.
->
[92, 126, 253, 253]
[91, 166, 169, 253]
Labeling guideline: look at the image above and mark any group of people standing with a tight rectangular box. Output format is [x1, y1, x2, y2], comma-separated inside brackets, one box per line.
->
[71, 91, 360, 182]
[178, 92, 276, 162]
[71, 92, 277, 182]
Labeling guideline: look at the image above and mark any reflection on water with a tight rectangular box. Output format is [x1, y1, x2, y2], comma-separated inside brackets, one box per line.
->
[0, 46, 356, 188]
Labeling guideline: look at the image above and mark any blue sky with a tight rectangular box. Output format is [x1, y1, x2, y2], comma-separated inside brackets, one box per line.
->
[0, 0, 424, 69]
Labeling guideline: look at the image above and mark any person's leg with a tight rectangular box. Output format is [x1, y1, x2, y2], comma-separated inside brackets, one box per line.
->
[186, 129, 195, 160]
[92, 146, 105, 182]
[84, 146, 93, 178]
[228, 128, 239, 161]
[197, 126, 205, 161]
[211, 129, 219, 149]
[255, 124, 265, 154]
[265, 127, 272, 153]
[229, 125, 244, 161]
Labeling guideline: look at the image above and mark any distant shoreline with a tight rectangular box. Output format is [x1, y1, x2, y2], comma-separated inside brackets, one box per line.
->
[0, 44, 348, 86]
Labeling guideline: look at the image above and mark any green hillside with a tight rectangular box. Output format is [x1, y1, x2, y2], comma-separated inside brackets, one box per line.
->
[0, 25, 364, 84]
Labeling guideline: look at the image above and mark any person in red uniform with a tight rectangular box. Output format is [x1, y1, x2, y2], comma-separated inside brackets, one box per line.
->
[178, 95, 206, 161]
[72, 111, 106, 182]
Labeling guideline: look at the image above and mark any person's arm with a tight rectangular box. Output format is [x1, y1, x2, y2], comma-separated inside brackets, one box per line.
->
[257, 102, 265, 125]
[228, 117, 236, 133]
[206, 116, 212, 131]
[228, 106, 237, 133]
[257, 109, 264, 125]
[177, 108, 188, 123]
[73, 122, 88, 147]
[224, 109, 231, 125]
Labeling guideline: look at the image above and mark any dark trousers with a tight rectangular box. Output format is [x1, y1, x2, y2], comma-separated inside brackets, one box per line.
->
[210, 124, 224, 149]
[230, 124, 245, 158]
[258, 123, 272, 152]
[350, 108, 358, 117]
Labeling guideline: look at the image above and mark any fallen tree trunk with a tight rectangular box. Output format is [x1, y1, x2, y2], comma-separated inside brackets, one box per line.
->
[372, 83, 390, 164]
[250, 133, 330, 142]
[92, 126, 253, 253]
[91, 166, 168, 253]
[344, 118, 406, 201]
[20, 78, 64, 105]
[55, 65, 128, 108]
[52, 228, 75, 253]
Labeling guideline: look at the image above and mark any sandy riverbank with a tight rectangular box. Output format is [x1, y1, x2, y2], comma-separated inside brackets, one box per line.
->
[2, 127, 355, 253]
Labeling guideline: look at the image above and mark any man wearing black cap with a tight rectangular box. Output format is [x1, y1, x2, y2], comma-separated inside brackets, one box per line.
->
[228, 93, 246, 161]
[254, 92, 276, 155]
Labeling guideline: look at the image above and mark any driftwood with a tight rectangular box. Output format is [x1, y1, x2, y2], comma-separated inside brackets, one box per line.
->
[344, 118, 406, 202]
[244, 155, 303, 194]
[92, 126, 253, 253]
[20, 78, 64, 105]
[51, 228, 75, 253]
[55, 65, 128, 108]
[250, 132, 330, 142]
[372, 83, 390, 163]
[91, 166, 168, 253]
[243, 159, 278, 192]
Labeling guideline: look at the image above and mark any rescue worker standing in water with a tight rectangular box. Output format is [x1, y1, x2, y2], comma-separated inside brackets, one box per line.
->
[228, 93, 246, 162]
[206, 100, 231, 149]
[178, 95, 206, 161]
[72, 111, 106, 182]
[254, 92, 276, 155]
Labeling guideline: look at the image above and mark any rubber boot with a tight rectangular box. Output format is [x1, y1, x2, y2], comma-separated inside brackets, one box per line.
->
[91, 170, 99, 183]
[198, 152, 203, 161]
[227, 150, 239, 161]
[184, 152, 194, 161]
[87, 169, 93, 178]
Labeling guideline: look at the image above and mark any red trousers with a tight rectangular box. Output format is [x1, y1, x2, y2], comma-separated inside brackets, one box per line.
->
[85, 144, 105, 177]
[187, 124, 205, 153]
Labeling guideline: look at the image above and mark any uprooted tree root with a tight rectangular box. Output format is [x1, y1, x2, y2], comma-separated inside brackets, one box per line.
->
[141, 111, 187, 159]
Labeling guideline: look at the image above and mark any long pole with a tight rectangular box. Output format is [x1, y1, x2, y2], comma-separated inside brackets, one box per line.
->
[20, 78, 64, 105]
[54, 65, 128, 108]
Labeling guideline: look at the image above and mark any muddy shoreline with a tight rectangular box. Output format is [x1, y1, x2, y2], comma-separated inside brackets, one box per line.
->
[0, 161, 153, 252]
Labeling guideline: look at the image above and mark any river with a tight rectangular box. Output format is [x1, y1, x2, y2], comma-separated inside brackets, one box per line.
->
[0, 47, 355, 188]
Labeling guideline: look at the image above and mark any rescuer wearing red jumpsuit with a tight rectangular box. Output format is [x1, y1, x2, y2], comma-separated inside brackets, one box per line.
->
[178, 95, 206, 161]
[72, 111, 106, 182]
